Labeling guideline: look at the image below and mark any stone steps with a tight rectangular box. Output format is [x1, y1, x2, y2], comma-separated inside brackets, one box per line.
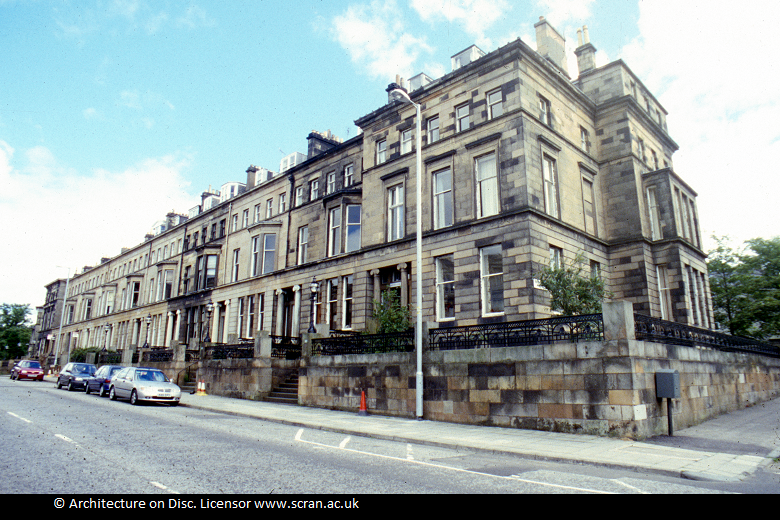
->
[265, 371, 299, 405]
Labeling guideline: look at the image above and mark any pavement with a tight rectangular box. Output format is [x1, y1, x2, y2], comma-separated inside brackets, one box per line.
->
[177, 390, 780, 483]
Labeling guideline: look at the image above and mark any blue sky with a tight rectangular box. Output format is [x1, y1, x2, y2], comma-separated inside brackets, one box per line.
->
[2, 0, 779, 309]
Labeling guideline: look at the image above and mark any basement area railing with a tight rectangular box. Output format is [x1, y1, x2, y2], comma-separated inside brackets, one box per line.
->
[429, 314, 604, 351]
[206, 340, 255, 360]
[271, 335, 302, 359]
[312, 330, 414, 356]
[634, 314, 780, 358]
[141, 349, 174, 362]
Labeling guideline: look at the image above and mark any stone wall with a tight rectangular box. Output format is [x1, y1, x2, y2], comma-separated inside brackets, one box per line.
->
[298, 302, 780, 439]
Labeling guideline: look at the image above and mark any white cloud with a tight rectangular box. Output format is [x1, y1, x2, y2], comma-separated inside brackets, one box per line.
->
[535, 0, 594, 27]
[410, 0, 512, 48]
[119, 90, 143, 110]
[330, 0, 434, 81]
[619, 0, 780, 249]
[107, 0, 141, 20]
[0, 141, 195, 306]
[176, 4, 215, 29]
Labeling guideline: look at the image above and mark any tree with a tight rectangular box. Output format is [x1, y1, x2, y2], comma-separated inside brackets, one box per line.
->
[371, 291, 411, 334]
[708, 236, 754, 337]
[0, 304, 33, 359]
[707, 236, 780, 340]
[537, 254, 611, 316]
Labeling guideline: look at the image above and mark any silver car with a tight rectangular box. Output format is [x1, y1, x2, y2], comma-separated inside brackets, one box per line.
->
[108, 367, 181, 406]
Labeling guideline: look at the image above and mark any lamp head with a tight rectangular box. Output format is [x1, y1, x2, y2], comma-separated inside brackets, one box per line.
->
[386, 82, 412, 104]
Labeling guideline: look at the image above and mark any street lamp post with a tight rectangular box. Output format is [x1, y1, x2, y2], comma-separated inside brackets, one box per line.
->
[143, 314, 152, 349]
[308, 277, 319, 334]
[203, 303, 214, 343]
[103, 324, 110, 352]
[386, 82, 424, 421]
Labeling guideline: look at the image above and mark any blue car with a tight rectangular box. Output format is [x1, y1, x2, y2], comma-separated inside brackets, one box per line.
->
[85, 364, 124, 397]
[56, 362, 97, 391]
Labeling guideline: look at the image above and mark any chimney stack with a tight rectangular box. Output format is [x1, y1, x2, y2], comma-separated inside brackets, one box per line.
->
[574, 25, 597, 76]
[534, 16, 569, 77]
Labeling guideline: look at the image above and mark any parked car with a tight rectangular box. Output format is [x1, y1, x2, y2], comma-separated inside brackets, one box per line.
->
[85, 364, 124, 396]
[56, 362, 97, 391]
[10, 360, 44, 381]
[109, 367, 181, 406]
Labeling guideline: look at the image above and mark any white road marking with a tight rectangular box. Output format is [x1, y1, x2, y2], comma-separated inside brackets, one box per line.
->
[612, 479, 650, 494]
[7, 412, 32, 423]
[407, 443, 414, 460]
[150, 481, 180, 494]
[294, 429, 615, 494]
[55, 434, 77, 445]
[339, 436, 351, 449]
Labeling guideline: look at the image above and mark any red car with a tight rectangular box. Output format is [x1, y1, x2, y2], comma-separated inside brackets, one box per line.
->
[10, 360, 44, 381]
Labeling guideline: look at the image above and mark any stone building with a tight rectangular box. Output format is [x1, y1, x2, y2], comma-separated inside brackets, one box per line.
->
[45, 18, 712, 358]
[32, 278, 67, 361]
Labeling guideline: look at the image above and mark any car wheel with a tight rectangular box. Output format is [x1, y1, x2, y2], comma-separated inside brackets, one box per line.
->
[99, 385, 107, 397]
[130, 390, 139, 406]
[109, 387, 117, 401]
[56, 379, 62, 389]
[67, 380, 74, 391]
[85, 384, 90, 394]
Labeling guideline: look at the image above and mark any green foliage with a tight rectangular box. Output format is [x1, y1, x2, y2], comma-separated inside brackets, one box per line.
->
[371, 290, 411, 334]
[537, 254, 611, 316]
[708, 236, 780, 339]
[69, 347, 100, 362]
[0, 303, 32, 359]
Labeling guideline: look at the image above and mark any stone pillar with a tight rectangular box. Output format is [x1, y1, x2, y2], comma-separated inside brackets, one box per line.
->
[121, 343, 134, 365]
[602, 300, 636, 342]
[164, 312, 174, 347]
[371, 269, 381, 309]
[292, 285, 301, 337]
[255, 330, 272, 358]
[222, 300, 231, 343]
[171, 338, 182, 362]
[398, 263, 408, 307]
[131, 319, 140, 347]
[275, 289, 285, 336]
[175, 310, 183, 344]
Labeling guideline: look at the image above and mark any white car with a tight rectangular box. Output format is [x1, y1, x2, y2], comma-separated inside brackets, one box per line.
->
[109, 367, 181, 406]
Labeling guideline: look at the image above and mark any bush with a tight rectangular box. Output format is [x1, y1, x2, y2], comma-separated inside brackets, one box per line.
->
[371, 291, 411, 334]
[69, 347, 101, 362]
[537, 253, 611, 316]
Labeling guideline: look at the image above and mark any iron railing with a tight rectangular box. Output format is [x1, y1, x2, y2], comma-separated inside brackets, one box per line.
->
[206, 342, 255, 360]
[142, 349, 174, 362]
[429, 314, 604, 351]
[312, 330, 415, 356]
[271, 336, 302, 359]
[634, 314, 780, 358]
[97, 351, 121, 365]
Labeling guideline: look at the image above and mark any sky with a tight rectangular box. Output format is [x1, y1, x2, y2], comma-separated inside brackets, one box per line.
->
[1, 0, 779, 313]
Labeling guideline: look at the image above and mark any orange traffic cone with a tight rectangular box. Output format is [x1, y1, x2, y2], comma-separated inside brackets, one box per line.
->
[196, 380, 207, 396]
[358, 390, 368, 416]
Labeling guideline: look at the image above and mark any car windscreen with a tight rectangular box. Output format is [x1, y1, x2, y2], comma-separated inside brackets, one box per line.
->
[136, 370, 168, 382]
[73, 365, 94, 375]
[27, 361, 41, 368]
